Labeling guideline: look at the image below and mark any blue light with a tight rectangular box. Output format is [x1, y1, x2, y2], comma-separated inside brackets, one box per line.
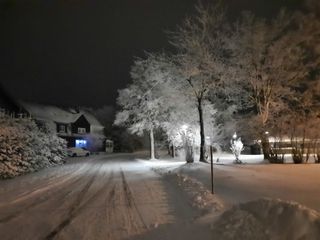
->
[76, 139, 87, 148]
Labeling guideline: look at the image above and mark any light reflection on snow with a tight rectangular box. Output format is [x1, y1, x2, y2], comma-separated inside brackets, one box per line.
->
[137, 159, 185, 168]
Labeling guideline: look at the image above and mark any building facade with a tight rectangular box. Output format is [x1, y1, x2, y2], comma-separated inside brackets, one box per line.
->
[22, 103, 107, 152]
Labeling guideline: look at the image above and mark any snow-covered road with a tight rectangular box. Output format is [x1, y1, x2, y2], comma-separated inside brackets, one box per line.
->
[3, 154, 320, 240]
[0, 154, 213, 240]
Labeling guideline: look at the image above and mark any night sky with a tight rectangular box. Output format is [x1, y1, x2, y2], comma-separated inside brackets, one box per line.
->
[0, 0, 303, 108]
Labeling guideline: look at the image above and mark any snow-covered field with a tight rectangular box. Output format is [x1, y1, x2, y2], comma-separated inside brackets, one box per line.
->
[142, 153, 320, 239]
[1, 153, 320, 239]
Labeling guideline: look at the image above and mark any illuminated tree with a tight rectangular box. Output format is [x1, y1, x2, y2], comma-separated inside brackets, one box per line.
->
[233, 11, 311, 159]
[114, 54, 174, 159]
[230, 133, 244, 163]
[169, 3, 234, 162]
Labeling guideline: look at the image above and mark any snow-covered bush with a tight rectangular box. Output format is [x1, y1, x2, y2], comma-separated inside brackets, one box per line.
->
[230, 133, 244, 163]
[0, 117, 66, 179]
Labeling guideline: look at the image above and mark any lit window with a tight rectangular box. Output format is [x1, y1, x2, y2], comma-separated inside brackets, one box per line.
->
[76, 139, 87, 148]
[78, 127, 86, 134]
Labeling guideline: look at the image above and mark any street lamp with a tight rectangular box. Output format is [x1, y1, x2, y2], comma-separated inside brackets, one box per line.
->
[232, 132, 237, 139]
[181, 124, 188, 132]
[205, 136, 211, 145]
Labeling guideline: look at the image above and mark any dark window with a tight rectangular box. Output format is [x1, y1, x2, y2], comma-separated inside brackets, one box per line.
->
[59, 125, 66, 133]
[78, 127, 86, 134]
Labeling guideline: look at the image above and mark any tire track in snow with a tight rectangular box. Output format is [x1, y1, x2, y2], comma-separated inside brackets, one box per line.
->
[0, 167, 88, 224]
[104, 183, 117, 240]
[0, 163, 87, 207]
[120, 169, 148, 231]
[44, 169, 114, 240]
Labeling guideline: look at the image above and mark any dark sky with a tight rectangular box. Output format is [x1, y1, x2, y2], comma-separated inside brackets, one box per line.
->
[0, 0, 303, 108]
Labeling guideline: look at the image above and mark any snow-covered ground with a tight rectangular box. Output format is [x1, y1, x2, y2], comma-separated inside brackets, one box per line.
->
[0, 154, 219, 240]
[210, 153, 319, 164]
[141, 153, 320, 239]
[211, 198, 320, 240]
[1, 153, 320, 239]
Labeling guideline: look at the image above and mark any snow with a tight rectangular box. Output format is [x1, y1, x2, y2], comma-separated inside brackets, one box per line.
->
[0, 155, 175, 239]
[230, 133, 245, 163]
[140, 154, 320, 212]
[190, 152, 320, 165]
[211, 198, 320, 240]
[147, 154, 320, 239]
[21, 102, 81, 124]
[2, 153, 320, 239]
[165, 155, 320, 211]
[21, 102, 104, 128]
[0, 117, 66, 178]
[210, 153, 265, 164]
[152, 165, 223, 213]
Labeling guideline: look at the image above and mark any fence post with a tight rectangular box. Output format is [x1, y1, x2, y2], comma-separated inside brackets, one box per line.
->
[210, 145, 214, 194]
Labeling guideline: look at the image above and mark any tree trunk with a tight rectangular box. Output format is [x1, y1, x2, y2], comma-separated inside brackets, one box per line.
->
[150, 128, 155, 160]
[171, 144, 175, 158]
[197, 97, 206, 162]
[261, 133, 271, 160]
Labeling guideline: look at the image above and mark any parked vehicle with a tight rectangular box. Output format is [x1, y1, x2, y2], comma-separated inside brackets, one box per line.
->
[67, 147, 90, 157]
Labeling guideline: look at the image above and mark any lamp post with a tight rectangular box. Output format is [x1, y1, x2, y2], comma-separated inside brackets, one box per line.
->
[206, 136, 214, 194]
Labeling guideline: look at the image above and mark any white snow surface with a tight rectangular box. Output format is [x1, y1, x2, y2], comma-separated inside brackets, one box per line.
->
[21, 102, 104, 127]
[22, 102, 82, 124]
[151, 164, 223, 213]
[146, 154, 320, 239]
[2, 153, 320, 239]
[211, 198, 320, 240]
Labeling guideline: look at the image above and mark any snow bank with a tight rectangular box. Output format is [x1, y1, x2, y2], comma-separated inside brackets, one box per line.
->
[211, 153, 265, 165]
[153, 166, 223, 214]
[174, 173, 223, 211]
[211, 198, 320, 240]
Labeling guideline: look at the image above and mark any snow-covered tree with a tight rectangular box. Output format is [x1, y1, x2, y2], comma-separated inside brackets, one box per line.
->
[169, 3, 234, 162]
[115, 49, 221, 162]
[230, 132, 244, 164]
[115, 2, 320, 163]
[233, 10, 312, 159]
[114, 53, 174, 159]
[286, 5, 320, 163]
[162, 97, 218, 162]
[286, 65, 320, 163]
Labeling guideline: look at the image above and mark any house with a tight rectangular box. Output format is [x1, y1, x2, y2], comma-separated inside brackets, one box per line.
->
[21, 103, 107, 152]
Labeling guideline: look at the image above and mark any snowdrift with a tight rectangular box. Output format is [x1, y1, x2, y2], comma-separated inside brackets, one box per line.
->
[212, 198, 320, 240]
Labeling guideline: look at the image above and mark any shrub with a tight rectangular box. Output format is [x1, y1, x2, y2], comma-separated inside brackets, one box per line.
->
[0, 117, 66, 179]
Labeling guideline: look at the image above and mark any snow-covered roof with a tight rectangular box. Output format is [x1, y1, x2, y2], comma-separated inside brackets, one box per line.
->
[80, 110, 103, 127]
[21, 102, 103, 127]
